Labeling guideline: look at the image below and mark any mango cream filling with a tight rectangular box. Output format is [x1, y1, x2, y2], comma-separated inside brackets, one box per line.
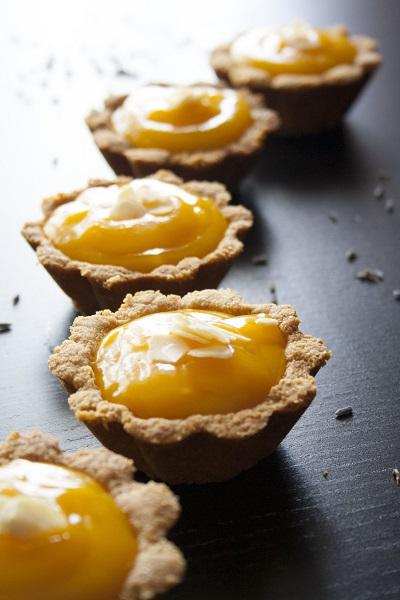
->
[231, 21, 357, 75]
[93, 309, 287, 419]
[0, 459, 137, 600]
[44, 178, 227, 271]
[111, 85, 253, 152]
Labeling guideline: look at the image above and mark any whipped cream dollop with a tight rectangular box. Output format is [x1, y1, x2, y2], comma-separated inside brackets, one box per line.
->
[98, 311, 278, 393]
[0, 495, 68, 538]
[231, 20, 321, 63]
[0, 459, 84, 538]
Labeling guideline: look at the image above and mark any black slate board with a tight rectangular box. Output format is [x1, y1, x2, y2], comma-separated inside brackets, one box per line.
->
[1, 1, 399, 599]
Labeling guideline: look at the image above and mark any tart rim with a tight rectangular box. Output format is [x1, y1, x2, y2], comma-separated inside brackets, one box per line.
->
[21, 169, 253, 293]
[0, 430, 185, 600]
[49, 288, 332, 445]
[85, 83, 280, 174]
[210, 26, 382, 91]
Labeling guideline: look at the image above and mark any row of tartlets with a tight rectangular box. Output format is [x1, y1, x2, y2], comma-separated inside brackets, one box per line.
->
[3, 21, 380, 600]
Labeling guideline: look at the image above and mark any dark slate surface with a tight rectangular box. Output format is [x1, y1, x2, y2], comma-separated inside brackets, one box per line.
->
[0, 1, 399, 599]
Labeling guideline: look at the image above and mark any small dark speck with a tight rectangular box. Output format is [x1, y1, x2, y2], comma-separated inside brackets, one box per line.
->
[356, 268, 384, 283]
[12, 295, 20, 306]
[251, 254, 268, 266]
[335, 406, 353, 419]
[45, 56, 54, 70]
[90, 61, 103, 75]
[322, 469, 329, 479]
[115, 68, 137, 78]
[269, 284, 278, 304]
[15, 91, 32, 105]
[328, 213, 338, 223]
[52, 157, 59, 167]
[384, 198, 395, 214]
[345, 249, 358, 262]
[373, 183, 385, 200]
[393, 468, 400, 487]
[392, 289, 400, 302]
[0, 323, 12, 334]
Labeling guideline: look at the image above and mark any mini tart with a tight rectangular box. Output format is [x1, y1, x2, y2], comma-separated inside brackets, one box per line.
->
[22, 170, 252, 314]
[49, 289, 331, 485]
[0, 430, 185, 600]
[86, 83, 279, 189]
[211, 23, 381, 136]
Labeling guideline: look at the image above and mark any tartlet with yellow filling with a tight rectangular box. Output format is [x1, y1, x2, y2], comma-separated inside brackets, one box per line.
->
[0, 430, 185, 600]
[86, 83, 279, 189]
[49, 289, 331, 484]
[211, 21, 381, 135]
[22, 170, 252, 314]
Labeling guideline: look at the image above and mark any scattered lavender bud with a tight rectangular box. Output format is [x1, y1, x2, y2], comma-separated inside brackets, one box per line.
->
[335, 406, 353, 419]
[373, 184, 385, 200]
[392, 468, 400, 487]
[251, 254, 268, 266]
[384, 198, 395, 213]
[345, 249, 358, 262]
[356, 269, 384, 283]
[392, 289, 400, 301]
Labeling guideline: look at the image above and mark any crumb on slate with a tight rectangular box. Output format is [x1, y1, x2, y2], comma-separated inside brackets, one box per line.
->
[328, 213, 338, 223]
[322, 469, 329, 479]
[393, 289, 400, 301]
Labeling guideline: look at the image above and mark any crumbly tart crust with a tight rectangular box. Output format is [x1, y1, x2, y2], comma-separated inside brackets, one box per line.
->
[21, 170, 253, 314]
[0, 431, 185, 600]
[49, 288, 332, 484]
[211, 27, 381, 136]
[86, 84, 280, 189]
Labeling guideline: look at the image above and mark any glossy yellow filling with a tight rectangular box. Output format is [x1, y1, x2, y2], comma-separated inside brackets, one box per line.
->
[112, 85, 253, 152]
[231, 21, 357, 75]
[44, 178, 227, 271]
[93, 309, 287, 419]
[0, 459, 137, 600]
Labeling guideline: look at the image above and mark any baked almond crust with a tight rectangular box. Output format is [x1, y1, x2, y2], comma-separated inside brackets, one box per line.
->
[211, 26, 382, 136]
[49, 288, 331, 484]
[86, 84, 280, 189]
[0, 431, 185, 599]
[21, 170, 253, 314]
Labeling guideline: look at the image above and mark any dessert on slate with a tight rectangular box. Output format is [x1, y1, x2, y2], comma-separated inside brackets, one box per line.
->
[86, 83, 279, 188]
[211, 21, 381, 135]
[22, 170, 252, 314]
[49, 288, 331, 484]
[0, 431, 185, 600]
